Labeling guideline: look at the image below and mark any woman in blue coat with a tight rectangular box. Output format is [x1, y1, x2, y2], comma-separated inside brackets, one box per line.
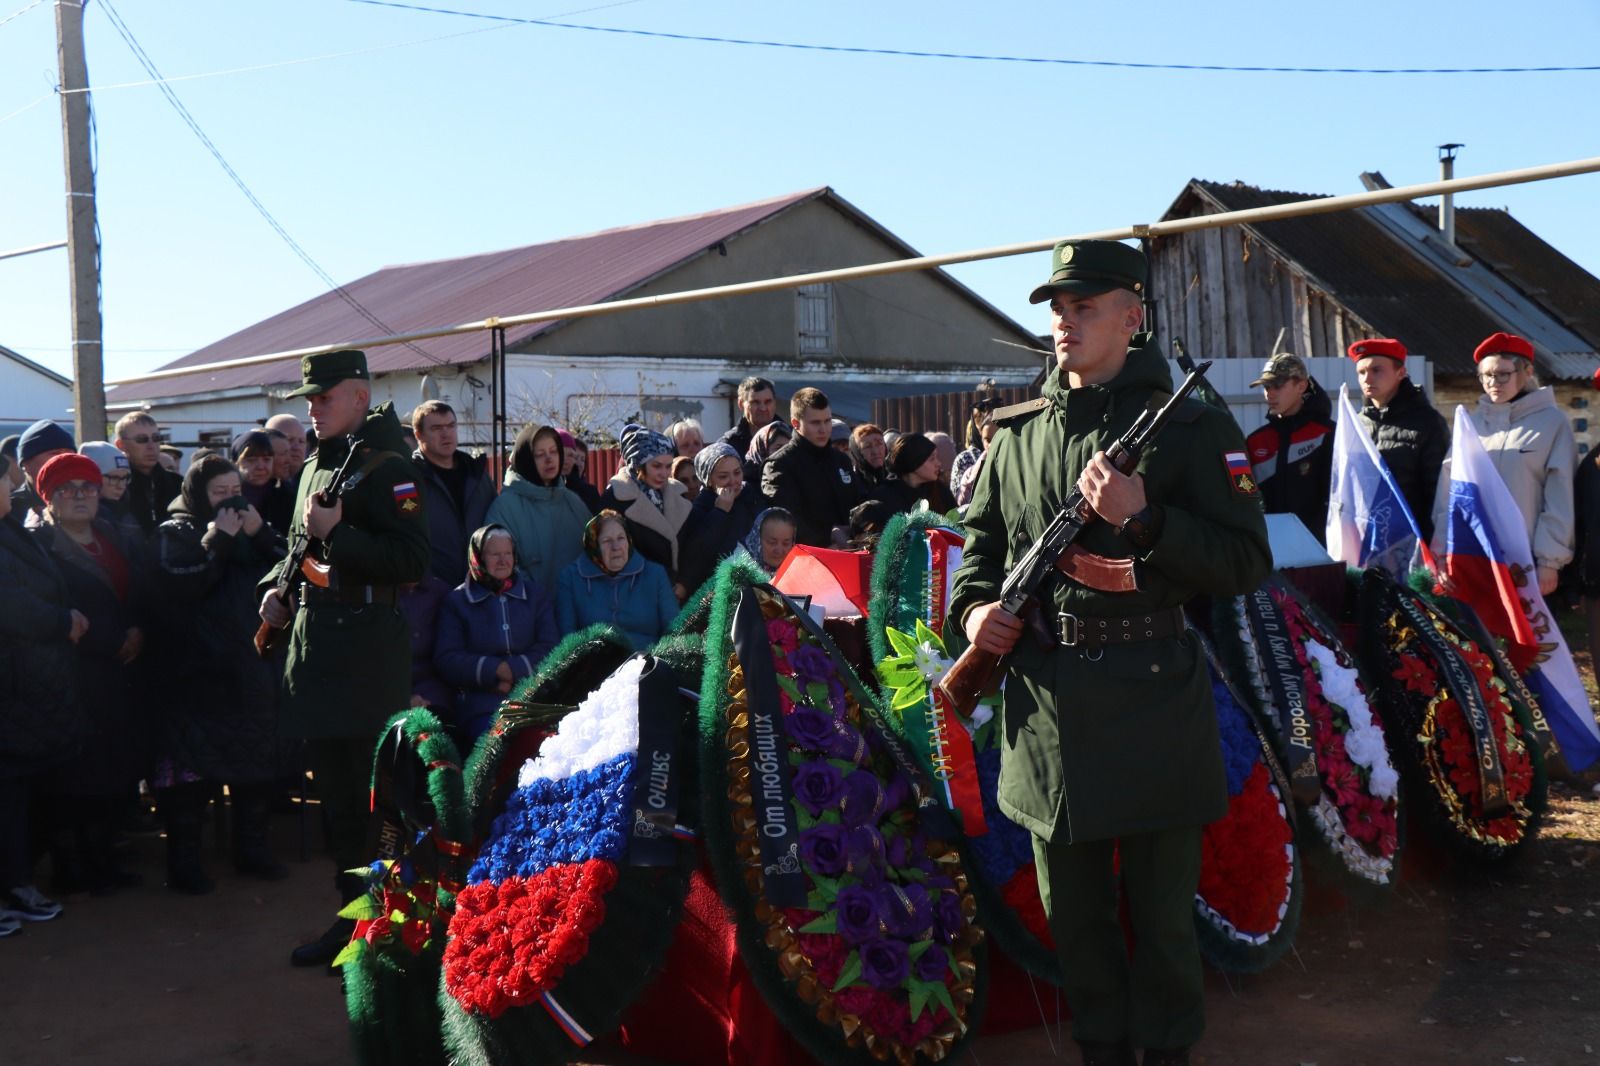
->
[434, 525, 559, 742]
[556, 510, 678, 650]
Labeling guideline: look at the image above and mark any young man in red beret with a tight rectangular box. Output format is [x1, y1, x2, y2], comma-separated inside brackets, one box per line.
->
[1351, 338, 1449, 541]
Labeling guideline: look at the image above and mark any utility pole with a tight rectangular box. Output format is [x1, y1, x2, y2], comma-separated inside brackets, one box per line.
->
[56, 0, 105, 442]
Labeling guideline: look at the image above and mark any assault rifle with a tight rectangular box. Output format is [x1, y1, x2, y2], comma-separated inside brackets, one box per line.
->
[253, 435, 363, 658]
[935, 361, 1213, 716]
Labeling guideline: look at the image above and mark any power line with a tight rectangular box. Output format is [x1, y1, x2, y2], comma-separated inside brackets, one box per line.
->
[94, 0, 451, 367]
[0, 0, 44, 31]
[346, 0, 1600, 76]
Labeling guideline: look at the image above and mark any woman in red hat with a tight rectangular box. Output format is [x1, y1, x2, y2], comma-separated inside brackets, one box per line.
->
[1432, 332, 1574, 597]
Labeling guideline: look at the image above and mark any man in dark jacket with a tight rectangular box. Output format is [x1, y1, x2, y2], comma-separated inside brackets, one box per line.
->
[760, 387, 858, 548]
[257, 350, 429, 968]
[1352, 338, 1449, 542]
[717, 376, 780, 459]
[1244, 353, 1336, 537]
[115, 411, 183, 539]
[411, 400, 493, 585]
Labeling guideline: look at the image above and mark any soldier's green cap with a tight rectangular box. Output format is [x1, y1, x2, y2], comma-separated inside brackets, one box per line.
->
[285, 349, 371, 398]
[1027, 239, 1148, 305]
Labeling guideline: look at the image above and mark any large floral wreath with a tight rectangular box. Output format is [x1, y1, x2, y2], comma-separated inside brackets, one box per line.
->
[1193, 635, 1303, 973]
[1357, 569, 1545, 864]
[865, 511, 1056, 980]
[437, 629, 696, 1063]
[701, 570, 986, 1066]
[1220, 578, 1401, 887]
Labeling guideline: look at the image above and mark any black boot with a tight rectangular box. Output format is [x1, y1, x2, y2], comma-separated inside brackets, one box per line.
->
[230, 783, 288, 881]
[290, 872, 364, 968]
[48, 807, 89, 897]
[160, 784, 215, 895]
[84, 797, 142, 896]
[1077, 1039, 1137, 1066]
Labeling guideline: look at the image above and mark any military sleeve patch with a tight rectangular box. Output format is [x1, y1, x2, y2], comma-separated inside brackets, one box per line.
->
[1224, 451, 1259, 496]
[393, 481, 421, 512]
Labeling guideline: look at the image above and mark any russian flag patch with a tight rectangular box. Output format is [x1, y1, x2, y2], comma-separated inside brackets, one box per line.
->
[1224, 451, 1259, 496]
[394, 481, 420, 511]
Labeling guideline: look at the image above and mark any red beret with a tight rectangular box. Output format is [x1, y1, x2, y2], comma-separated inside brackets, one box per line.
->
[1592, 367, 1600, 392]
[36, 452, 102, 502]
[1348, 338, 1407, 364]
[1473, 331, 1534, 363]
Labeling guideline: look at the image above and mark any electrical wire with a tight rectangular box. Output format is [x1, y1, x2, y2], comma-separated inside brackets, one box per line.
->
[95, 0, 451, 367]
[0, 91, 50, 125]
[345, 0, 1600, 76]
[0, 0, 44, 31]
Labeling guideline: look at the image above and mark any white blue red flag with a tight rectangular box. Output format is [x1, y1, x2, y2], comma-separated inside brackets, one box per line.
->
[1441, 405, 1600, 770]
[1325, 384, 1435, 581]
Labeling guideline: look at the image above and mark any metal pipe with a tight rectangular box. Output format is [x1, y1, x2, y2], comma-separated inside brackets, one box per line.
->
[1439, 143, 1463, 246]
[0, 239, 68, 262]
[107, 153, 1600, 388]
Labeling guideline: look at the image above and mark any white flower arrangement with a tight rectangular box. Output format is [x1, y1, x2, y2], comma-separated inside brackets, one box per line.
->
[517, 656, 644, 788]
[1304, 641, 1400, 801]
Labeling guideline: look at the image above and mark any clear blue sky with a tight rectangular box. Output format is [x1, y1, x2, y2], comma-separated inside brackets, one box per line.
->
[2, 0, 1598, 385]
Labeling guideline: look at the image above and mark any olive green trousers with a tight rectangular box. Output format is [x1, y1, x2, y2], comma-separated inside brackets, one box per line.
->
[309, 737, 377, 874]
[1032, 825, 1204, 1050]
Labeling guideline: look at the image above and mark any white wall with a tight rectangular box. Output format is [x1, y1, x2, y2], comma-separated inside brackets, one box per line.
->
[0, 361, 73, 428]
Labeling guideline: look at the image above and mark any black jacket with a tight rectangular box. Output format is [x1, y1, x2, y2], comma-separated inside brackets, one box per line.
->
[0, 516, 86, 778]
[125, 464, 184, 539]
[34, 519, 147, 795]
[677, 480, 764, 594]
[411, 448, 494, 586]
[1246, 384, 1335, 537]
[760, 436, 860, 547]
[1574, 443, 1600, 594]
[148, 501, 287, 783]
[1360, 377, 1450, 542]
[564, 469, 603, 515]
[718, 417, 759, 462]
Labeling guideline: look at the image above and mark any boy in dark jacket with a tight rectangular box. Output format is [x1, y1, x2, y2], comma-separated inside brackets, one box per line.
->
[760, 388, 858, 548]
[1244, 353, 1336, 537]
[1352, 338, 1449, 542]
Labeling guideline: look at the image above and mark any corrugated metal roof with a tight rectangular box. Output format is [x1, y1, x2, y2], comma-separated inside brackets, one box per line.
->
[1186, 180, 1600, 379]
[113, 188, 830, 403]
[1448, 206, 1600, 351]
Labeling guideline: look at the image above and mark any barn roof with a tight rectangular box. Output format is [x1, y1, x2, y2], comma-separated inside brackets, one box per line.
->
[1179, 179, 1600, 379]
[112, 187, 1041, 403]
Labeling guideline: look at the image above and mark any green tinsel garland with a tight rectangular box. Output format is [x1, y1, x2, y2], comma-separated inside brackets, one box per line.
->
[343, 706, 469, 1066]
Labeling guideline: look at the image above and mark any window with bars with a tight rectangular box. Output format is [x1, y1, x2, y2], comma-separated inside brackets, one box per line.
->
[795, 282, 836, 357]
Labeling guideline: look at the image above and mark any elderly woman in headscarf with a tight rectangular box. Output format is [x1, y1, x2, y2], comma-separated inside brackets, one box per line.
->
[742, 507, 798, 575]
[485, 423, 592, 592]
[147, 453, 288, 893]
[743, 419, 793, 483]
[556, 510, 678, 650]
[598, 423, 693, 599]
[434, 524, 559, 742]
[30, 453, 145, 895]
[677, 441, 765, 595]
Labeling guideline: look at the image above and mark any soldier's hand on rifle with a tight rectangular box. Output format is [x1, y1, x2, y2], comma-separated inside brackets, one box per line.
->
[965, 602, 1024, 656]
[306, 494, 342, 540]
[1078, 451, 1146, 527]
[260, 588, 295, 628]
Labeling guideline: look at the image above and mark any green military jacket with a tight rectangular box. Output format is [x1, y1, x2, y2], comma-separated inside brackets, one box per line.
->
[947, 337, 1271, 844]
[261, 402, 430, 739]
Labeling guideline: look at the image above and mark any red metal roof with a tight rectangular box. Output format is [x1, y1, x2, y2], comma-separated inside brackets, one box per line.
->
[113, 188, 827, 403]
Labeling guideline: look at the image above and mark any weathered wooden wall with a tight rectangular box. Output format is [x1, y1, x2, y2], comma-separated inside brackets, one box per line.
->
[1149, 203, 1375, 363]
[871, 385, 1034, 445]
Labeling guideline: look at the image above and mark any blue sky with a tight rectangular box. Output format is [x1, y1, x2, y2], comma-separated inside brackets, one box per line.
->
[2, 0, 1598, 385]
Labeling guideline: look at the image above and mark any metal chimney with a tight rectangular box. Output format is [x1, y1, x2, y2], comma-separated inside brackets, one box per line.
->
[1438, 143, 1463, 246]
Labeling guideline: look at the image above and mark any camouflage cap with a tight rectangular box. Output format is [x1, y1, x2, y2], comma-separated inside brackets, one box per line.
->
[285, 349, 371, 398]
[1028, 239, 1148, 305]
[1250, 353, 1309, 387]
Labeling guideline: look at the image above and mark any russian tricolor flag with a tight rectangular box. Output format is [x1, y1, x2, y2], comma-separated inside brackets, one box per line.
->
[1325, 385, 1436, 581]
[1442, 405, 1600, 771]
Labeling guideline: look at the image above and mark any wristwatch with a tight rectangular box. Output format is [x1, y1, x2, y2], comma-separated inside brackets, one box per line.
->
[1119, 505, 1164, 553]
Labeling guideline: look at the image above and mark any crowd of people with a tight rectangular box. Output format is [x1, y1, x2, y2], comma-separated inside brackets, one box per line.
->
[0, 374, 993, 940]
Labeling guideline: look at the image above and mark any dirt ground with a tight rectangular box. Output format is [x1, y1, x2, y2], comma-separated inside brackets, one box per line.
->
[5, 647, 1600, 1066]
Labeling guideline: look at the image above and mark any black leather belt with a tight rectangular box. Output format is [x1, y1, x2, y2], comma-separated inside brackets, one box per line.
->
[1056, 607, 1186, 648]
[303, 585, 400, 607]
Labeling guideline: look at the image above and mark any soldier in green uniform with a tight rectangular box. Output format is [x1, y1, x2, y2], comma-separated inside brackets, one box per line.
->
[947, 241, 1270, 1066]
[257, 350, 430, 967]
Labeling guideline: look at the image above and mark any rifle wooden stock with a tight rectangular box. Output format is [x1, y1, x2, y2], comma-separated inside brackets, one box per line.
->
[936, 643, 1005, 719]
[253, 616, 288, 658]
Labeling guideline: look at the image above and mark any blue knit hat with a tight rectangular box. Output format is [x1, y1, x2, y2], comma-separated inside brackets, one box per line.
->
[20, 419, 75, 463]
[619, 422, 673, 470]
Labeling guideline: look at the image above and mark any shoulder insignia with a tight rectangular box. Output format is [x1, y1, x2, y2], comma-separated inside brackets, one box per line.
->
[989, 396, 1051, 423]
[1223, 450, 1259, 496]
[393, 481, 421, 512]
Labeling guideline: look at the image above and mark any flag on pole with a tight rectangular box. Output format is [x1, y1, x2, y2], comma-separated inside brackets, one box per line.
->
[1441, 404, 1600, 770]
[1325, 384, 1435, 580]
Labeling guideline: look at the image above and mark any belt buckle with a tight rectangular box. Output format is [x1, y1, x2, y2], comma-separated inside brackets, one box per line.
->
[1057, 612, 1082, 647]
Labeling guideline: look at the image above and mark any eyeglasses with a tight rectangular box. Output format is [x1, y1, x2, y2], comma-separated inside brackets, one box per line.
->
[1479, 370, 1518, 385]
[121, 433, 159, 445]
[53, 482, 100, 498]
